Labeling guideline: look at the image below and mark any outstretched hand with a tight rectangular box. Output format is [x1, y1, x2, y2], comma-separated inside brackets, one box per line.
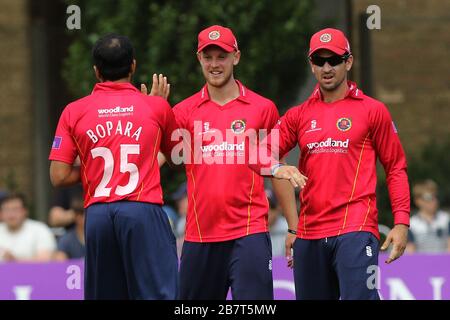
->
[141, 73, 170, 100]
[273, 165, 308, 189]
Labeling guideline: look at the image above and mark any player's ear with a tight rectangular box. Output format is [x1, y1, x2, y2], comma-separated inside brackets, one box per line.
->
[308, 60, 314, 74]
[233, 50, 241, 66]
[130, 59, 137, 75]
[345, 55, 353, 72]
[196, 51, 202, 63]
[93, 66, 103, 82]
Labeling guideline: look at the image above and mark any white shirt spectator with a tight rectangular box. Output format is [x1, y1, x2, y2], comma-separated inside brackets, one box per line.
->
[409, 210, 450, 253]
[0, 219, 56, 262]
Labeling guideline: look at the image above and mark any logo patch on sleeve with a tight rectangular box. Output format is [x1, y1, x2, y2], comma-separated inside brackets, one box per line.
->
[392, 121, 398, 133]
[52, 136, 62, 150]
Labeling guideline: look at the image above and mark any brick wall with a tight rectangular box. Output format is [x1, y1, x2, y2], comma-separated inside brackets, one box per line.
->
[0, 0, 33, 197]
[351, 0, 450, 157]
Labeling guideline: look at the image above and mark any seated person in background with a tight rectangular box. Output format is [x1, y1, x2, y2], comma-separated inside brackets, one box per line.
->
[48, 184, 83, 228]
[407, 179, 450, 253]
[0, 193, 56, 262]
[54, 197, 85, 260]
[0, 190, 8, 222]
[266, 188, 288, 257]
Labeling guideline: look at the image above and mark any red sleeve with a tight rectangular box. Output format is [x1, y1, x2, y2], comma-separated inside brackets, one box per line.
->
[249, 106, 301, 176]
[157, 99, 180, 158]
[273, 106, 301, 159]
[262, 101, 280, 133]
[258, 101, 280, 151]
[172, 102, 189, 129]
[48, 106, 77, 164]
[369, 102, 410, 225]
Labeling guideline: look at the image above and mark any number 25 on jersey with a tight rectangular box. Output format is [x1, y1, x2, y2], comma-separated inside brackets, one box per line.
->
[91, 144, 140, 197]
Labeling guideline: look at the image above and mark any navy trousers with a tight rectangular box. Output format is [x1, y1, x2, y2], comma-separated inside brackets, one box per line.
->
[293, 231, 380, 300]
[179, 232, 273, 300]
[84, 201, 178, 300]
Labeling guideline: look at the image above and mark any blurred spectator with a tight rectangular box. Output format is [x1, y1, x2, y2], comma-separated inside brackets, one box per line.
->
[0, 190, 8, 222]
[53, 197, 85, 260]
[48, 185, 83, 228]
[162, 204, 180, 233]
[267, 188, 288, 257]
[0, 193, 56, 262]
[172, 182, 188, 256]
[407, 179, 450, 253]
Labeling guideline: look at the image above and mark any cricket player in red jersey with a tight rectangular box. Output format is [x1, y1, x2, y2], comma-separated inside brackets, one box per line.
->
[162, 25, 301, 300]
[251, 28, 410, 299]
[49, 34, 179, 299]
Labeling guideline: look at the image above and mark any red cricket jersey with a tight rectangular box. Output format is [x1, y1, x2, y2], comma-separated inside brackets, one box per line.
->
[252, 81, 410, 239]
[173, 81, 280, 242]
[49, 82, 178, 208]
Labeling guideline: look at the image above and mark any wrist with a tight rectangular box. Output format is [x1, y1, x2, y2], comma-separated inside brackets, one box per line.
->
[271, 163, 284, 177]
[287, 228, 297, 235]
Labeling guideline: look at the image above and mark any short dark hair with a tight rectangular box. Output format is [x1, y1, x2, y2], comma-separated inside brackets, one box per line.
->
[92, 33, 135, 81]
[0, 192, 27, 209]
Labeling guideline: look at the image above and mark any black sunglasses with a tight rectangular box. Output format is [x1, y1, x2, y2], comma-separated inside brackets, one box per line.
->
[310, 53, 350, 67]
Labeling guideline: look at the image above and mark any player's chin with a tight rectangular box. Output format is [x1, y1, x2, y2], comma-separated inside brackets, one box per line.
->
[320, 80, 338, 91]
[207, 76, 226, 88]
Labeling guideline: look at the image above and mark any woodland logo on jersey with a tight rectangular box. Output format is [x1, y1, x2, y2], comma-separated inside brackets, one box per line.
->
[97, 105, 134, 117]
[306, 137, 350, 154]
[169, 120, 280, 169]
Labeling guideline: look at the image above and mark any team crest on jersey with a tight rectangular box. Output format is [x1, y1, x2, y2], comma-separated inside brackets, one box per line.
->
[231, 119, 246, 134]
[209, 30, 220, 40]
[336, 117, 352, 132]
[320, 33, 332, 43]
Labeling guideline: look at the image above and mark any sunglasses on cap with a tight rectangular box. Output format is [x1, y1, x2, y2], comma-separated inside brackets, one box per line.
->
[310, 53, 350, 67]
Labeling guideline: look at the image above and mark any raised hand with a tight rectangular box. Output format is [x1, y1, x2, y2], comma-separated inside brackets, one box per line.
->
[141, 73, 170, 100]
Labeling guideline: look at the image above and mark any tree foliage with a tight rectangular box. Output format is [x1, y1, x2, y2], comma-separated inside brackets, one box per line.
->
[377, 137, 450, 227]
[63, 0, 315, 109]
[62, 0, 315, 197]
